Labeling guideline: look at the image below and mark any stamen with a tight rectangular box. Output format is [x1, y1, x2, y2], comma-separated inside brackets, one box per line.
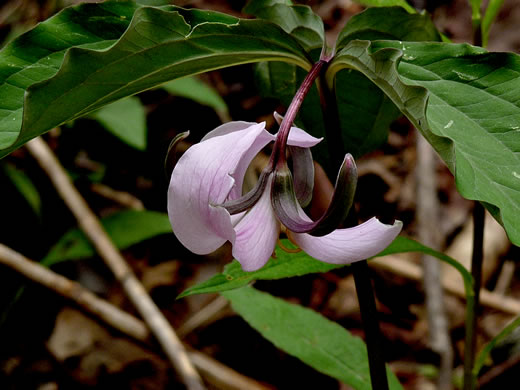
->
[277, 237, 302, 254]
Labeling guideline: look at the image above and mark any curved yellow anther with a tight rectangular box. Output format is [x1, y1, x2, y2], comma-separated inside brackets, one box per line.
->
[277, 236, 302, 253]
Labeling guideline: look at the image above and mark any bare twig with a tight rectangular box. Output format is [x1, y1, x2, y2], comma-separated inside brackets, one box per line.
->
[177, 296, 230, 338]
[0, 243, 269, 390]
[188, 349, 272, 390]
[371, 255, 520, 315]
[26, 137, 205, 390]
[416, 134, 453, 389]
[494, 260, 515, 296]
[0, 243, 149, 341]
[91, 183, 145, 210]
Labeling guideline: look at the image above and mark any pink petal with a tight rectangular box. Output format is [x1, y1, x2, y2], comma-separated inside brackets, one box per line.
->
[201, 121, 258, 142]
[168, 122, 270, 254]
[286, 126, 322, 148]
[290, 218, 403, 264]
[203, 121, 275, 200]
[232, 175, 280, 271]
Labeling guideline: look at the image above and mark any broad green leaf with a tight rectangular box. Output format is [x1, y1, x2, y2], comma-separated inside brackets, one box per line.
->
[335, 69, 401, 158]
[474, 315, 520, 376]
[179, 236, 472, 299]
[243, 0, 324, 52]
[1, 162, 41, 216]
[0, 1, 139, 153]
[89, 96, 147, 150]
[352, 0, 415, 14]
[481, 0, 505, 47]
[222, 286, 403, 390]
[0, 2, 311, 159]
[162, 77, 229, 118]
[336, 7, 440, 49]
[328, 40, 520, 245]
[334, 7, 441, 158]
[42, 210, 172, 266]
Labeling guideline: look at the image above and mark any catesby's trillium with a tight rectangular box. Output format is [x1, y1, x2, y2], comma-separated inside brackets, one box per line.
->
[167, 120, 402, 271]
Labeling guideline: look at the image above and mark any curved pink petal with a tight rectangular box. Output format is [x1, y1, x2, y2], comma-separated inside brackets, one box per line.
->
[168, 122, 270, 254]
[201, 121, 258, 142]
[203, 121, 275, 200]
[286, 126, 322, 148]
[290, 218, 403, 264]
[232, 176, 280, 271]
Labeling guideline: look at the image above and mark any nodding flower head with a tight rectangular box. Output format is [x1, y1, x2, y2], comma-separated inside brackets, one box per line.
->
[167, 118, 402, 271]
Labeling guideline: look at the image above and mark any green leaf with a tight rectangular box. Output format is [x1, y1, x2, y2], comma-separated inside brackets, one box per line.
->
[352, 0, 415, 14]
[1, 162, 41, 216]
[222, 286, 403, 390]
[243, 0, 324, 52]
[179, 236, 472, 299]
[89, 96, 147, 150]
[335, 69, 401, 158]
[0, 1, 139, 154]
[474, 315, 520, 377]
[42, 210, 172, 266]
[334, 7, 441, 158]
[469, 0, 483, 26]
[481, 0, 505, 47]
[0, 2, 311, 159]
[336, 7, 440, 49]
[178, 241, 341, 298]
[162, 77, 229, 118]
[328, 40, 520, 245]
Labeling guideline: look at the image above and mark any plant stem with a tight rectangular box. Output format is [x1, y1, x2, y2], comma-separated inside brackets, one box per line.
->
[463, 201, 485, 390]
[352, 260, 390, 390]
[270, 58, 328, 168]
[320, 61, 389, 390]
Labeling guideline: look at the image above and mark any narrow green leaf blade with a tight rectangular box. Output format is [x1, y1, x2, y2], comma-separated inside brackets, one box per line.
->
[89, 96, 147, 150]
[469, 0, 483, 25]
[42, 210, 172, 266]
[178, 242, 340, 298]
[222, 286, 403, 390]
[329, 40, 520, 245]
[2, 162, 41, 216]
[481, 0, 505, 47]
[474, 315, 520, 376]
[178, 236, 472, 299]
[0, 3, 311, 158]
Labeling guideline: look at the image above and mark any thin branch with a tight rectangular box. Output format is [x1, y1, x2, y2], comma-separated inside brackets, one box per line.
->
[416, 134, 453, 389]
[91, 182, 145, 210]
[0, 243, 269, 390]
[371, 254, 520, 315]
[463, 201, 486, 390]
[26, 137, 205, 390]
[177, 296, 230, 338]
[0, 243, 149, 341]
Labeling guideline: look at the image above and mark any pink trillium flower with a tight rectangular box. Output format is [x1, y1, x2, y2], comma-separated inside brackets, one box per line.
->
[167, 120, 402, 271]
